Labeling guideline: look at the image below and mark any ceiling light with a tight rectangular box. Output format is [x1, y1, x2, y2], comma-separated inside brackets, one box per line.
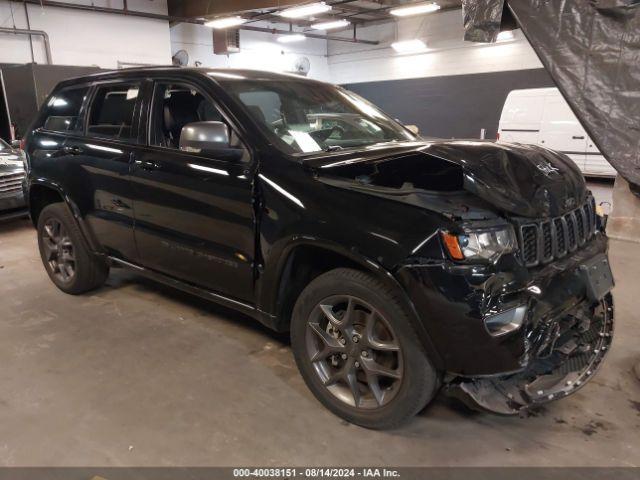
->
[277, 34, 307, 43]
[390, 2, 441, 17]
[497, 30, 515, 41]
[204, 16, 247, 29]
[311, 19, 351, 30]
[278, 2, 331, 18]
[391, 39, 428, 54]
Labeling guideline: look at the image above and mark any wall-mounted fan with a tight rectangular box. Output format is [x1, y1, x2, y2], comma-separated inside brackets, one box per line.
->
[172, 50, 189, 67]
[292, 56, 311, 76]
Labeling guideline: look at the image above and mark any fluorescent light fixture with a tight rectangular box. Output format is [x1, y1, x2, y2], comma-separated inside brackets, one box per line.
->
[204, 16, 246, 29]
[391, 39, 428, 54]
[311, 19, 351, 30]
[390, 2, 440, 17]
[277, 34, 306, 43]
[278, 2, 331, 18]
[497, 30, 515, 41]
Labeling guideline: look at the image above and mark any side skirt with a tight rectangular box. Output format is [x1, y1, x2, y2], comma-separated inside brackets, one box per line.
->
[108, 257, 279, 330]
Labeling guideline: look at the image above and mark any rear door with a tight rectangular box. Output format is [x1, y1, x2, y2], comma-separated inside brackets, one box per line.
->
[69, 80, 143, 261]
[31, 82, 141, 261]
[540, 92, 587, 173]
[130, 78, 256, 302]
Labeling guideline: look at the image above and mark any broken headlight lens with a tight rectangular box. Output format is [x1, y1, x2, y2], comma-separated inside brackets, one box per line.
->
[442, 226, 516, 262]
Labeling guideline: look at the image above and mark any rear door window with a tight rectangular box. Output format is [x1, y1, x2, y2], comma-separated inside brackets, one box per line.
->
[42, 86, 90, 133]
[87, 83, 141, 141]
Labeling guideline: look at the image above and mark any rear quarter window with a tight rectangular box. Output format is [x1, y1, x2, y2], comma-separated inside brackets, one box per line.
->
[41, 86, 90, 133]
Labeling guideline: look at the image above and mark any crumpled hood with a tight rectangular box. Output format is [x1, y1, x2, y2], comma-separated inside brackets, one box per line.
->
[307, 140, 587, 218]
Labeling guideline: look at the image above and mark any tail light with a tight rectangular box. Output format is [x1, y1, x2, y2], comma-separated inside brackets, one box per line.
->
[496, 132, 500, 141]
[20, 138, 26, 150]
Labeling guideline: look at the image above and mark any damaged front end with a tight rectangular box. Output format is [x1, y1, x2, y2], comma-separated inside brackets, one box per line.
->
[446, 293, 614, 415]
[309, 140, 616, 415]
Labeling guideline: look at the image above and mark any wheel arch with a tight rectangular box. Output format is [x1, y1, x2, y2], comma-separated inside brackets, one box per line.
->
[28, 180, 101, 253]
[262, 239, 444, 370]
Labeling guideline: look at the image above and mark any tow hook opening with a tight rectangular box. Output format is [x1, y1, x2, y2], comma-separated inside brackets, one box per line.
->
[445, 294, 614, 415]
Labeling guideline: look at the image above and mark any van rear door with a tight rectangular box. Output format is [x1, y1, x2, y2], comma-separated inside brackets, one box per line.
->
[585, 133, 617, 177]
[498, 90, 542, 144]
[540, 92, 587, 173]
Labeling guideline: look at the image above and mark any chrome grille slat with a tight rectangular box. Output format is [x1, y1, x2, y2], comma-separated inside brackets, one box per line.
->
[0, 171, 25, 194]
[516, 197, 597, 267]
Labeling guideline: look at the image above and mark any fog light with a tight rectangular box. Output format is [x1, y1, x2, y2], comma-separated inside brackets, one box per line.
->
[484, 305, 527, 337]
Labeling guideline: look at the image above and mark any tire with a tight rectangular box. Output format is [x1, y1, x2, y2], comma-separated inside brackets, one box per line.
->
[291, 268, 439, 429]
[37, 202, 109, 294]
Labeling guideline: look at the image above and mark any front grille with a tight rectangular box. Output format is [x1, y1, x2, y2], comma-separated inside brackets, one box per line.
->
[515, 196, 597, 267]
[0, 171, 25, 195]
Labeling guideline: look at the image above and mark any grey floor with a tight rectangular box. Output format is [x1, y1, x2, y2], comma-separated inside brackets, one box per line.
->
[1, 185, 638, 466]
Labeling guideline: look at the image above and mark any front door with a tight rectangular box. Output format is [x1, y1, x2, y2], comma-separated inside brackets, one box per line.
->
[130, 80, 256, 302]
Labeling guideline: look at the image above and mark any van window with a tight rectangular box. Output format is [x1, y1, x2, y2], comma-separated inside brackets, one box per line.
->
[42, 87, 89, 133]
[87, 83, 141, 141]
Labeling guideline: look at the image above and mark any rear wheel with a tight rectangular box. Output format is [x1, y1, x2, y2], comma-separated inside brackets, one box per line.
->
[291, 268, 439, 429]
[37, 202, 109, 294]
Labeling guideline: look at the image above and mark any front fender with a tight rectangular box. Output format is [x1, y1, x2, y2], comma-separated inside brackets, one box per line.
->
[257, 235, 445, 370]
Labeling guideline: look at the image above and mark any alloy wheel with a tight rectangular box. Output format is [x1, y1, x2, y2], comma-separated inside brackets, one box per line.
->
[41, 218, 76, 283]
[305, 295, 403, 409]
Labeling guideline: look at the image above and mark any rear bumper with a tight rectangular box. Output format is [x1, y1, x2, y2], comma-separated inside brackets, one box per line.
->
[444, 293, 613, 414]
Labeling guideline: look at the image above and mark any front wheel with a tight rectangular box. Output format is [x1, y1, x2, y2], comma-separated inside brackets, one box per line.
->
[291, 268, 439, 429]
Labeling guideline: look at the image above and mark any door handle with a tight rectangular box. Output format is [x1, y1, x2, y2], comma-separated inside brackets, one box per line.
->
[135, 159, 160, 171]
[62, 145, 83, 155]
[572, 135, 585, 140]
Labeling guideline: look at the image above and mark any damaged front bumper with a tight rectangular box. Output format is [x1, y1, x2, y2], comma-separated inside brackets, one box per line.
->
[397, 228, 615, 414]
[445, 293, 614, 414]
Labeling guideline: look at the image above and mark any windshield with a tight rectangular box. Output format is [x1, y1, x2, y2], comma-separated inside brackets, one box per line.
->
[222, 79, 416, 154]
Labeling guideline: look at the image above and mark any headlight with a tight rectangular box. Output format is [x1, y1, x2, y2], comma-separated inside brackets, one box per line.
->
[441, 226, 516, 263]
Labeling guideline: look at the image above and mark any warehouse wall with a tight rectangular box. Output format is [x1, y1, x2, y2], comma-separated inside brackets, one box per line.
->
[327, 9, 543, 84]
[170, 22, 330, 82]
[346, 68, 554, 140]
[328, 9, 553, 140]
[0, 0, 171, 68]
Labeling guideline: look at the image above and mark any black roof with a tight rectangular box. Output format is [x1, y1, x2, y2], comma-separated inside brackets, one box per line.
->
[57, 67, 322, 88]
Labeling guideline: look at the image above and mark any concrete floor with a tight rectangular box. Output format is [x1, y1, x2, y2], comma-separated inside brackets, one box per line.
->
[0, 213, 639, 467]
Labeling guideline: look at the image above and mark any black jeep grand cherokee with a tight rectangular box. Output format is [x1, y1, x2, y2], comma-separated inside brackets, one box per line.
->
[23, 68, 614, 428]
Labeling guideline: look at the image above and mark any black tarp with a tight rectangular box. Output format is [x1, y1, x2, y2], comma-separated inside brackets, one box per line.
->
[462, 0, 640, 187]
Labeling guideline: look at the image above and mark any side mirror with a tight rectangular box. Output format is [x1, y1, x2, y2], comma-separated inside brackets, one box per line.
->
[180, 121, 230, 153]
[11, 139, 21, 149]
[406, 125, 420, 135]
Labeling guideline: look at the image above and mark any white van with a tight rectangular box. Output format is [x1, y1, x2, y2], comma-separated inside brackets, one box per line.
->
[498, 87, 616, 178]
